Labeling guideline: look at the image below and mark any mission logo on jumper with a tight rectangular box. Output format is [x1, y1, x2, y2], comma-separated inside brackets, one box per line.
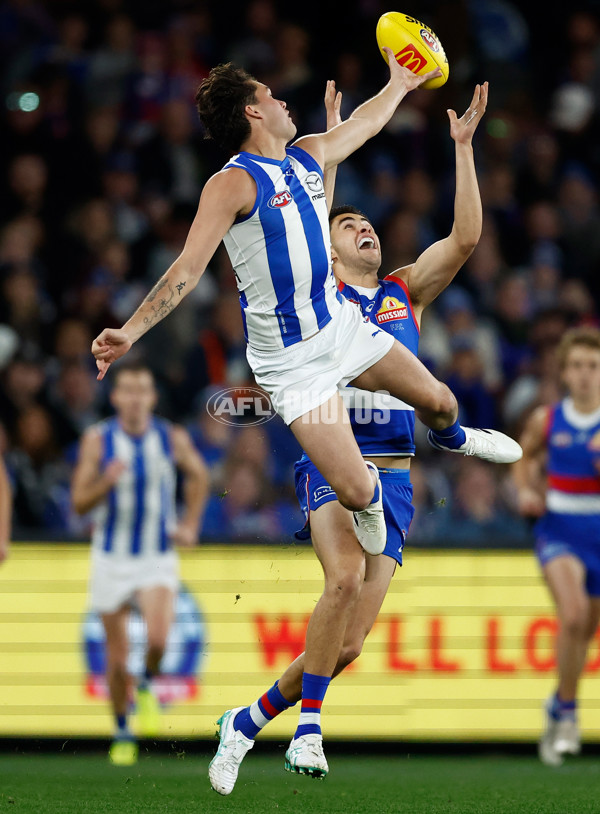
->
[376, 296, 408, 324]
[83, 586, 205, 707]
[268, 190, 294, 209]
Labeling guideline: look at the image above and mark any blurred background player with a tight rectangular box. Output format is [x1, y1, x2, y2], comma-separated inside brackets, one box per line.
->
[208, 81, 488, 793]
[515, 327, 600, 766]
[71, 363, 208, 766]
[0, 458, 11, 564]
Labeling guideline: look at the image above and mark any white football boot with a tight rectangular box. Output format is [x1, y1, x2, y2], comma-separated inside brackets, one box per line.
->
[554, 717, 581, 755]
[428, 427, 523, 464]
[538, 700, 564, 767]
[352, 461, 386, 555]
[284, 733, 329, 779]
[208, 707, 254, 795]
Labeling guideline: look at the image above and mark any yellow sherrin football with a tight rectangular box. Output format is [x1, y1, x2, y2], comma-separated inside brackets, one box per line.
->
[376, 11, 449, 89]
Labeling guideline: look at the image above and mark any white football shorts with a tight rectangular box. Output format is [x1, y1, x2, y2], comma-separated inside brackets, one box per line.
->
[246, 296, 394, 425]
[88, 550, 179, 614]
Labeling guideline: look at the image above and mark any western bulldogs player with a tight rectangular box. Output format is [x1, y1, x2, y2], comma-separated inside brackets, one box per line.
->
[71, 364, 208, 765]
[515, 327, 600, 766]
[208, 82, 492, 792]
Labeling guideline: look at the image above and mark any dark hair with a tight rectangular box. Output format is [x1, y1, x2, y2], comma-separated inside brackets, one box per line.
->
[113, 361, 155, 383]
[329, 204, 371, 226]
[195, 63, 258, 154]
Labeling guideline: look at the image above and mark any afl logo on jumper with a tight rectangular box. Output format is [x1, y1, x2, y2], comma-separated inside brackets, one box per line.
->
[268, 190, 294, 209]
[376, 296, 408, 324]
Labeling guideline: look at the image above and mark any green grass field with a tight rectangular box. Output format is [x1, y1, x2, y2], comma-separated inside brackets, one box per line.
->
[1, 750, 599, 814]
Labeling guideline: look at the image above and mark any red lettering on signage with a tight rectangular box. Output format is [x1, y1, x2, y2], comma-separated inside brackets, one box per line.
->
[387, 616, 418, 671]
[585, 627, 600, 672]
[429, 617, 461, 672]
[254, 614, 309, 667]
[485, 618, 517, 672]
[525, 617, 557, 671]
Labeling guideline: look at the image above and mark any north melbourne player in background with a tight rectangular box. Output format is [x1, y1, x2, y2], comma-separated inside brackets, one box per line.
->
[515, 327, 600, 766]
[208, 82, 490, 792]
[91, 57, 521, 568]
[71, 363, 208, 766]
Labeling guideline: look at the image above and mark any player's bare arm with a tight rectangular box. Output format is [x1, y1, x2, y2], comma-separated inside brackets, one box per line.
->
[170, 426, 210, 547]
[390, 83, 488, 319]
[91, 168, 256, 380]
[0, 459, 11, 564]
[296, 49, 442, 171]
[323, 80, 343, 212]
[71, 430, 127, 515]
[513, 405, 549, 517]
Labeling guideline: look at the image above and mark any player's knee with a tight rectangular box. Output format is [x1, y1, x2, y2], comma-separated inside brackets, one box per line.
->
[337, 479, 375, 512]
[332, 569, 363, 603]
[562, 605, 589, 639]
[432, 384, 456, 421]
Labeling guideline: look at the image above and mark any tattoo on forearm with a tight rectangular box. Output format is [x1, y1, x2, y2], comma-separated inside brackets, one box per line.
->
[176, 281, 186, 295]
[146, 278, 168, 303]
[142, 281, 177, 326]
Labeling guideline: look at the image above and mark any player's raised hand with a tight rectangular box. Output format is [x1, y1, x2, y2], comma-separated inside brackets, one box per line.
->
[324, 80, 342, 131]
[92, 328, 132, 380]
[448, 82, 488, 144]
[383, 46, 442, 92]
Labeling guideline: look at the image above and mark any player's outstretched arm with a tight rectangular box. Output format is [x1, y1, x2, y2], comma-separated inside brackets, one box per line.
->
[295, 48, 442, 170]
[323, 80, 343, 212]
[71, 430, 127, 515]
[513, 405, 549, 517]
[389, 82, 488, 317]
[91, 168, 255, 380]
[170, 426, 210, 547]
[0, 458, 11, 564]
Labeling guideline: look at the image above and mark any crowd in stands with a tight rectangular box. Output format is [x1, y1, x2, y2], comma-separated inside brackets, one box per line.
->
[1, 0, 599, 546]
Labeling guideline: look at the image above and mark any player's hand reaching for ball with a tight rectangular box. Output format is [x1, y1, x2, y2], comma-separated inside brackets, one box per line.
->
[382, 46, 442, 92]
[92, 328, 133, 380]
[448, 82, 488, 144]
[324, 80, 342, 131]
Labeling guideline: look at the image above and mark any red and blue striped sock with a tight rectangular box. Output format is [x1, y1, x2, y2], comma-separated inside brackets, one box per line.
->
[233, 681, 294, 740]
[294, 672, 331, 738]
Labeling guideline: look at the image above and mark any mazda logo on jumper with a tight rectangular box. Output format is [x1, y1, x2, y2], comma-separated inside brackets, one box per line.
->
[305, 173, 323, 193]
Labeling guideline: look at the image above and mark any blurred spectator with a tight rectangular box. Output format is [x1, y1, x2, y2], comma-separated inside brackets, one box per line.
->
[445, 340, 498, 429]
[6, 403, 71, 535]
[443, 458, 530, 545]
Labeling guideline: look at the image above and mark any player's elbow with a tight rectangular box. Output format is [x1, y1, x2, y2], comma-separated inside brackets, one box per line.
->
[71, 494, 88, 515]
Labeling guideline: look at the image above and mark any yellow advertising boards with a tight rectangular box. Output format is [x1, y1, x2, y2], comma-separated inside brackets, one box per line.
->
[1, 544, 599, 740]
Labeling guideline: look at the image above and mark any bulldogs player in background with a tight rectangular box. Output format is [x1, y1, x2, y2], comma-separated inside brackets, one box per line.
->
[515, 327, 600, 766]
[71, 363, 208, 765]
[208, 81, 491, 792]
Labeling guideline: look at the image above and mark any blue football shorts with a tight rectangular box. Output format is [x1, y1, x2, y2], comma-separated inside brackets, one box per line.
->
[294, 458, 414, 565]
[535, 512, 600, 596]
